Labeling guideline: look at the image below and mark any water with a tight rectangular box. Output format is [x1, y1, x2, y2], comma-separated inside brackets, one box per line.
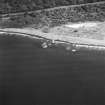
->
[0, 35, 105, 105]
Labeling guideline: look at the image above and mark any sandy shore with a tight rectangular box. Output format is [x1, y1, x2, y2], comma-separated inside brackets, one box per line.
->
[0, 21, 105, 48]
[0, 28, 105, 46]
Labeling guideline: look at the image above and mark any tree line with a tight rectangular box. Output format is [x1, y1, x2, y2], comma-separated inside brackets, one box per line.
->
[0, 0, 105, 14]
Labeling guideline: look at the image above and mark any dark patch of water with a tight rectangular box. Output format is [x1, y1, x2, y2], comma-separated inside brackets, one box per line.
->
[0, 35, 105, 105]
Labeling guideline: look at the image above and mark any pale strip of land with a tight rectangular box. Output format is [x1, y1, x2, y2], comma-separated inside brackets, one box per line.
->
[0, 26, 105, 46]
[0, 21, 105, 47]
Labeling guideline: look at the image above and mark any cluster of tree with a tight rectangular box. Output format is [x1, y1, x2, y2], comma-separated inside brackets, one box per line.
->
[2, 1, 104, 29]
[0, 0, 105, 14]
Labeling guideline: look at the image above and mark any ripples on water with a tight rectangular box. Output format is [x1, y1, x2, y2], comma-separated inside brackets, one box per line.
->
[0, 34, 105, 105]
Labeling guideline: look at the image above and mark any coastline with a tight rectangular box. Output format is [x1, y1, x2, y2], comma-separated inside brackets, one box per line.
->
[0, 28, 105, 51]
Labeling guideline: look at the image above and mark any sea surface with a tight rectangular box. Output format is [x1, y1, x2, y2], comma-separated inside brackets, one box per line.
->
[0, 35, 105, 105]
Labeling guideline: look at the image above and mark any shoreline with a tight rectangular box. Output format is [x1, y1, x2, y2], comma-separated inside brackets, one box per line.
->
[1, 28, 105, 45]
[0, 28, 105, 51]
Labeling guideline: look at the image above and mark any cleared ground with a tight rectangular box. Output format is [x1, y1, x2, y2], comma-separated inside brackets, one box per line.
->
[49, 21, 105, 41]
